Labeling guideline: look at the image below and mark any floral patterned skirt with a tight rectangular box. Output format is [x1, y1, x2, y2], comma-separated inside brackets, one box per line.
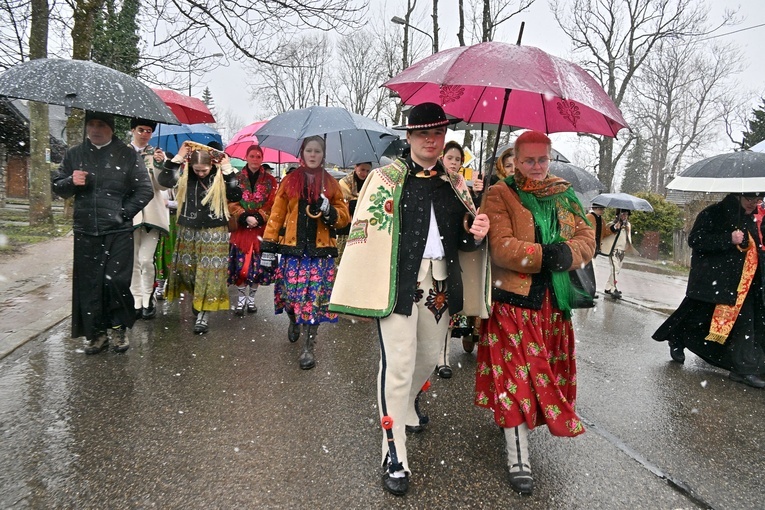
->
[474, 291, 584, 437]
[166, 225, 230, 312]
[228, 244, 273, 287]
[274, 255, 338, 325]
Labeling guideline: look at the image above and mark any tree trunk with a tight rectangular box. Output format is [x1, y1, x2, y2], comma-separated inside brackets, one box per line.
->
[66, 0, 106, 146]
[598, 138, 615, 192]
[431, 0, 438, 54]
[29, 0, 53, 226]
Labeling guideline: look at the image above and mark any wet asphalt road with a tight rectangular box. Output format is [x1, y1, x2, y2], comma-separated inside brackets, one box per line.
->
[1, 289, 763, 509]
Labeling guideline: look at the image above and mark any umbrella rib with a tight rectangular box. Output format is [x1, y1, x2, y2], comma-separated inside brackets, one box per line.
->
[541, 93, 549, 135]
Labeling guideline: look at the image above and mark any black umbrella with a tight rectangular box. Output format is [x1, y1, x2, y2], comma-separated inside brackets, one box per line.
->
[0, 58, 179, 125]
[591, 193, 654, 212]
[548, 161, 605, 205]
[666, 151, 765, 193]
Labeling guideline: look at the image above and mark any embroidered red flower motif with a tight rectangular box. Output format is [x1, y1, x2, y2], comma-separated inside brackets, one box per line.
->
[439, 84, 465, 104]
[381, 415, 394, 430]
[384, 199, 394, 214]
[556, 99, 581, 128]
[519, 273, 527, 280]
[525, 246, 535, 254]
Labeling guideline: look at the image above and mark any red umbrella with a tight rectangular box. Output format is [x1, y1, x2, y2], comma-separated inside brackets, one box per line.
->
[225, 120, 299, 164]
[151, 88, 216, 124]
[383, 41, 627, 138]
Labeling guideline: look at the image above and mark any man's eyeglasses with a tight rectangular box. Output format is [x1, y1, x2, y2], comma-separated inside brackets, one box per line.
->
[742, 196, 763, 204]
[135, 127, 153, 134]
[519, 157, 550, 169]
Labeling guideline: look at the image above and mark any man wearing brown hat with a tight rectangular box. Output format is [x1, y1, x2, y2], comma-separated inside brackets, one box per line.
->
[52, 111, 153, 354]
[128, 118, 168, 320]
[330, 102, 490, 495]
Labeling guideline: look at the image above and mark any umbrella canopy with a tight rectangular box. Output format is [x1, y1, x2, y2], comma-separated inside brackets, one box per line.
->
[549, 161, 603, 192]
[666, 151, 765, 193]
[225, 120, 300, 164]
[0, 58, 179, 124]
[384, 41, 628, 138]
[152, 88, 215, 124]
[487, 141, 570, 165]
[149, 123, 222, 155]
[591, 193, 653, 212]
[750, 139, 765, 153]
[254, 106, 399, 167]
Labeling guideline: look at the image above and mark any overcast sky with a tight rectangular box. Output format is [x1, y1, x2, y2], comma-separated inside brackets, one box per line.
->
[200, 0, 765, 166]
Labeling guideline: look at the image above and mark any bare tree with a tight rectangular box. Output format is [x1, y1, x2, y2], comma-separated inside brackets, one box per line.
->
[551, 0, 735, 191]
[0, 0, 30, 69]
[28, 0, 53, 226]
[251, 33, 332, 115]
[628, 39, 743, 193]
[465, 0, 535, 43]
[330, 31, 389, 120]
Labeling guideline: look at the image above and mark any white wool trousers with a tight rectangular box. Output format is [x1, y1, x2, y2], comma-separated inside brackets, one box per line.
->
[130, 227, 160, 309]
[377, 261, 450, 474]
[605, 250, 625, 292]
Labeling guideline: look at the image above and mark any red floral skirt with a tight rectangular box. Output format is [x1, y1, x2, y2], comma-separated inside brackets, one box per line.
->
[474, 291, 584, 437]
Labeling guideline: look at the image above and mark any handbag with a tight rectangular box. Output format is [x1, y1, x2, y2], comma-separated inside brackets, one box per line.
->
[569, 261, 596, 308]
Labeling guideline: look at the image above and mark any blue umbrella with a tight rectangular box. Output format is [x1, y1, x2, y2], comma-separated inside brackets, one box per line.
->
[150, 123, 222, 155]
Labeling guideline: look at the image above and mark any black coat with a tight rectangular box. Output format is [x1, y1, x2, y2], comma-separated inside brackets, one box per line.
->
[686, 194, 765, 305]
[51, 137, 153, 236]
[393, 158, 479, 316]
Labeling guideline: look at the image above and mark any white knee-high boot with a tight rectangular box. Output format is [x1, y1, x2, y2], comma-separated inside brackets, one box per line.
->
[235, 285, 248, 315]
[504, 423, 533, 495]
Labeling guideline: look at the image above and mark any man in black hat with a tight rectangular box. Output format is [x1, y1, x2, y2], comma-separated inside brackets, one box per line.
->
[128, 118, 169, 320]
[329, 102, 490, 495]
[52, 111, 153, 354]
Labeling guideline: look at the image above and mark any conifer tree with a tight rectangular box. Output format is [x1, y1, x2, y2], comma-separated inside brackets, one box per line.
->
[741, 98, 765, 149]
[621, 136, 649, 194]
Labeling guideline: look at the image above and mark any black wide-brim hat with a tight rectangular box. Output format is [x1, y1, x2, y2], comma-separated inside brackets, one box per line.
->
[393, 102, 461, 130]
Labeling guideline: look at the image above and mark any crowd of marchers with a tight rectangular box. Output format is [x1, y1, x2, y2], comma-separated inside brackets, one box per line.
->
[50, 103, 765, 499]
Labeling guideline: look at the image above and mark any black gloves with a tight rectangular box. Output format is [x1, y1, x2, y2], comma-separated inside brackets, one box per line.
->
[541, 242, 573, 272]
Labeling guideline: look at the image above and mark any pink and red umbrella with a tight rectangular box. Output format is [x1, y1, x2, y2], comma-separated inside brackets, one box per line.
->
[151, 88, 216, 124]
[383, 41, 628, 138]
[225, 120, 300, 164]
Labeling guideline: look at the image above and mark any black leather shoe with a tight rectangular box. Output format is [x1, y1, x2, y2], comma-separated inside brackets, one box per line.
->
[729, 372, 765, 389]
[142, 298, 157, 320]
[437, 365, 453, 379]
[509, 467, 534, 495]
[382, 472, 409, 496]
[668, 341, 685, 364]
[405, 424, 425, 434]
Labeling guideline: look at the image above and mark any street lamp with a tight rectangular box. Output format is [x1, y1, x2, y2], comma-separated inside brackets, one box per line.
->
[391, 16, 436, 55]
[188, 53, 224, 96]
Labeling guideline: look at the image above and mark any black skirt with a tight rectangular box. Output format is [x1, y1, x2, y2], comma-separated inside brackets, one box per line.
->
[653, 283, 765, 375]
[71, 231, 136, 339]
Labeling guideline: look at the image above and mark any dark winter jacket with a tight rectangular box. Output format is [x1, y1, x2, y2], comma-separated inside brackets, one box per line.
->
[51, 137, 153, 236]
[393, 159, 479, 316]
[158, 159, 242, 229]
[686, 194, 765, 305]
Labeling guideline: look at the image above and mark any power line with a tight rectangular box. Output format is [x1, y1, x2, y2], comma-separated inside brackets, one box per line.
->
[698, 22, 765, 41]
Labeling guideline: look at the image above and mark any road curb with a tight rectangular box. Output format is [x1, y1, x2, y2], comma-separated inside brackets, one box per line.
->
[0, 305, 71, 359]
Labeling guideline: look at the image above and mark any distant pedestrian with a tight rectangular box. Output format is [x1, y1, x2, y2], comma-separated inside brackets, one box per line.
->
[51, 111, 153, 354]
[153, 188, 177, 301]
[157, 142, 241, 334]
[601, 208, 632, 298]
[585, 203, 610, 298]
[653, 193, 765, 389]
[227, 144, 278, 316]
[128, 118, 169, 320]
[475, 130, 594, 495]
[259, 136, 350, 370]
[490, 146, 515, 185]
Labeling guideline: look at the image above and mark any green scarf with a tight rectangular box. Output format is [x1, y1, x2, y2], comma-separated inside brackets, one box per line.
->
[506, 175, 590, 318]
